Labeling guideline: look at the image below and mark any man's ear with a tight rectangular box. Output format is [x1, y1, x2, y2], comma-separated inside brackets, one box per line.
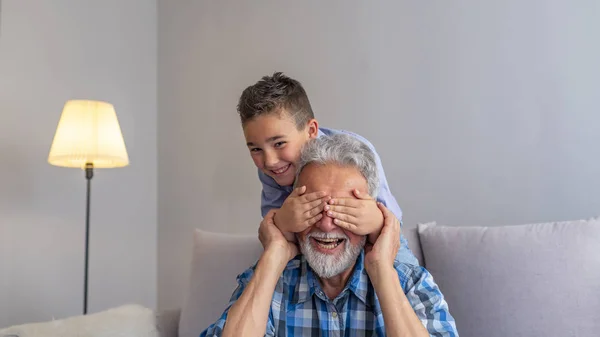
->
[306, 118, 319, 139]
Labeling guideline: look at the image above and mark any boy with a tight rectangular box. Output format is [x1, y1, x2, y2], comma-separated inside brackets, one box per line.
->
[237, 72, 417, 265]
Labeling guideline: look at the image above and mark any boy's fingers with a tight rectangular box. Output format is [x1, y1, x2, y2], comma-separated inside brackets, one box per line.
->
[352, 189, 373, 200]
[332, 218, 357, 232]
[327, 210, 356, 223]
[305, 202, 325, 217]
[290, 185, 307, 197]
[300, 191, 328, 203]
[327, 205, 359, 218]
[304, 197, 326, 211]
[304, 213, 323, 227]
[328, 197, 360, 208]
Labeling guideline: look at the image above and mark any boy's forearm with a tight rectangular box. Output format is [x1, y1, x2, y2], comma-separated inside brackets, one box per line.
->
[369, 265, 428, 337]
[222, 249, 287, 337]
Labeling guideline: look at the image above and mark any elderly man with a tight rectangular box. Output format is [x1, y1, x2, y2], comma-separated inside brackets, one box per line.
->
[201, 134, 458, 337]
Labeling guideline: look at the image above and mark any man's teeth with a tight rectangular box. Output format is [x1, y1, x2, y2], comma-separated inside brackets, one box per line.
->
[314, 238, 343, 249]
[316, 238, 340, 243]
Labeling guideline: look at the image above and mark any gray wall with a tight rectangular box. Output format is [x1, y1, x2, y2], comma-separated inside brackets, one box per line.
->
[0, 1, 157, 327]
[158, 0, 600, 311]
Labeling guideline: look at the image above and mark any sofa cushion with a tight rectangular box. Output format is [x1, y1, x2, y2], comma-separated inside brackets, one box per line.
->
[418, 218, 600, 337]
[403, 225, 424, 266]
[178, 230, 263, 337]
[0, 304, 157, 337]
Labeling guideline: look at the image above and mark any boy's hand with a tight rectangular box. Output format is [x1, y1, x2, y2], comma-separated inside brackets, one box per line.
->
[325, 189, 383, 244]
[273, 186, 329, 240]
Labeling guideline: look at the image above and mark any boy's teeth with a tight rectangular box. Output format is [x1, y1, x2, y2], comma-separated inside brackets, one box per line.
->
[273, 165, 288, 174]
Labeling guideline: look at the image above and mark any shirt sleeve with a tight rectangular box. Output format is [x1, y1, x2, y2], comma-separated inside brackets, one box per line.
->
[199, 267, 276, 337]
[259, 169, 291, 217]
[338, 130, 403, 222]
[364, 139, 404, 222]
[401, 265, 459, 337]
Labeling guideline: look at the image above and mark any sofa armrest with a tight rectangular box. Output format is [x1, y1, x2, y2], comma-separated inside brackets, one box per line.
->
[156, 308, 180, 337]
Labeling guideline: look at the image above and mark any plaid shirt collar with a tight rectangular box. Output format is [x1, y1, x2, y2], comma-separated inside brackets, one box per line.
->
[290, 250, 376, 307]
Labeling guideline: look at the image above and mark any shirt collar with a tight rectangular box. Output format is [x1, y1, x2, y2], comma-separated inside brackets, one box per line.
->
[292, 250, 374, 307]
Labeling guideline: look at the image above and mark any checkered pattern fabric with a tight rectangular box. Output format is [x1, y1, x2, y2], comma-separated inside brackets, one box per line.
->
[201, 251, 458, 336]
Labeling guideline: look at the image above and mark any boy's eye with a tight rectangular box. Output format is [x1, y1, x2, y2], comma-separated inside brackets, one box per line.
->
[250, 148, 262, 152]
[274, 142, 286, 148]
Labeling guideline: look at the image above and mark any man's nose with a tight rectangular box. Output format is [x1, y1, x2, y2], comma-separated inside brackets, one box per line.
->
[316, 211, 337, 232]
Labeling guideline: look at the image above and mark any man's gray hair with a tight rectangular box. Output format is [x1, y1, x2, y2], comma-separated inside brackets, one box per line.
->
[295, 134, 380, 198]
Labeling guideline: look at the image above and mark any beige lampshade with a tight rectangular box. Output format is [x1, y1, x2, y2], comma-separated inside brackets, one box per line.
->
[48, 100, 129, 169]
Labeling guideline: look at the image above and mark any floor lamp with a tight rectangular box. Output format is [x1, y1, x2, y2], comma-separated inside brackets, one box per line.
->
[47, 100, 129, 315]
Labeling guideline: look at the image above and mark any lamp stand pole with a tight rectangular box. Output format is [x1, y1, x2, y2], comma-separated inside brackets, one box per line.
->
[84, 162, 94, 315]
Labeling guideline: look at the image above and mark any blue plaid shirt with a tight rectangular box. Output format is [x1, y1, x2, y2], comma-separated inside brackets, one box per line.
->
[200, 252, 458, 336]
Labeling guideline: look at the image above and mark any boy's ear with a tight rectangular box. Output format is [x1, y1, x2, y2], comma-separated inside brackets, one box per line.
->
[306, 118, 319, 139]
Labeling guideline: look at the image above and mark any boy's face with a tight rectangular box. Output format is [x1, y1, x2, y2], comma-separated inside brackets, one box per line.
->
[243, 110, 318, 186]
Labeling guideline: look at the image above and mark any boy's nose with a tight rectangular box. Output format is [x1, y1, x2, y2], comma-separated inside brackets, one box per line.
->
[316, 211, 337, 232]
[264, 151, 278, 167]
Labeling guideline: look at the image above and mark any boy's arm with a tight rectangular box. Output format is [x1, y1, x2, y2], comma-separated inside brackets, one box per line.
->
[335, 130, 403, 221]
[364, 140, 422, 265]
[367, 141, 403, 222]
[258, 170, 292, 217]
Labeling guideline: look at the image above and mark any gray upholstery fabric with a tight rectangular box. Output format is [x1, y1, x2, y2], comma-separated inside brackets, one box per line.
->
[156, 308, 180, 337]
[403, 226, 423, 266]
[178, 230, 263, 337]
[418, 218, 600, 337]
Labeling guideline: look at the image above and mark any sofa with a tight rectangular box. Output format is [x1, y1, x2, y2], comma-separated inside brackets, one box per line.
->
[157, 217, 600, 337]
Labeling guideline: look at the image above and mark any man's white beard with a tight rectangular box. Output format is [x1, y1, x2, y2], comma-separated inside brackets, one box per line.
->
[299, 231, 366, 279]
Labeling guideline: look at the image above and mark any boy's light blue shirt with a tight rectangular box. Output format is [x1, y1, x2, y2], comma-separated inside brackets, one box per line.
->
[258, 127, 418, 265]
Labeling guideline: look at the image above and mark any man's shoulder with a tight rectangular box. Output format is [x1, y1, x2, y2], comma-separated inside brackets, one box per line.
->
[393, 262, 429, 290]
[235, 261, 260, 284]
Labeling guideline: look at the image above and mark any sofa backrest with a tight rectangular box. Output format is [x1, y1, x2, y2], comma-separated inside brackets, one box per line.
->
[417, 218, 600, 337]
[177, 219, 600, 337]
[178, 230, 263, 337]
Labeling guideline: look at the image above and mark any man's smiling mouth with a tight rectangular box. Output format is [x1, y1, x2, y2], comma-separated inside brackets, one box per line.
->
[312, 237, 345, 249]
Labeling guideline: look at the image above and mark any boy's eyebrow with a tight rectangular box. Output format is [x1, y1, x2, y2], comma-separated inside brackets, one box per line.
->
[246, 135, 285, 147]
[267, 135, 285, 142]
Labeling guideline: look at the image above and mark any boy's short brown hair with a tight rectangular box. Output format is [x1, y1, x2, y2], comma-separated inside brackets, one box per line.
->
[237, 72, 315, 130]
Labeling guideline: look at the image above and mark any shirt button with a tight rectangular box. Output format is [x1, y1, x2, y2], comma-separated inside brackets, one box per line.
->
[332, 312, 338, 318]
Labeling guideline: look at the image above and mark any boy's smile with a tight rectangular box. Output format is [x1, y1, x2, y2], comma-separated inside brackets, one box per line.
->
[270, 163, 292, 175]
[243, 110, 318, 186]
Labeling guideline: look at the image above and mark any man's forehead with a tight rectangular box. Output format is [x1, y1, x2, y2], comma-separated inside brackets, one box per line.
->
[298, 163, 368, 195]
